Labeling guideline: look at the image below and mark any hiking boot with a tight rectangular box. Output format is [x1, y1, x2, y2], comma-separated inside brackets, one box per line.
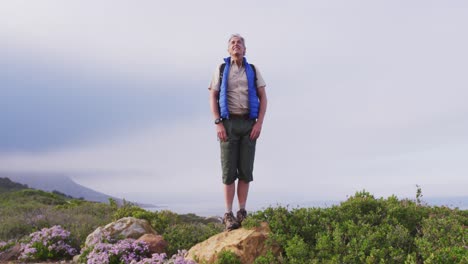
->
[223, 211, 239, 231]
[236, 208, 247, 225]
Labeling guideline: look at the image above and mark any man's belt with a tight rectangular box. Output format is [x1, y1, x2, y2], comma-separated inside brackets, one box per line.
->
[229, 114, 250, 120]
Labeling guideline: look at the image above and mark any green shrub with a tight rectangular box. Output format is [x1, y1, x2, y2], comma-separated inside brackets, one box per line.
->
[248, 190, 468, 263]
[285, 235, 311, 263]
[164, 222, 221, 256]
[112, 200, 151, 221]
[150, 210, 181, 234]
[216, 249, 241, 264]
[254, 250, 280, 264]
[415, 215, 468, 262]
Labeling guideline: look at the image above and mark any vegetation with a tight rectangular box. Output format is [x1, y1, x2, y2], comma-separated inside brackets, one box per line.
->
[19, 225, 77, 261]
[110, 200, 223, 256]
[1, 177, 467, 263]
[0, 187, 115, 246]
[216, 250, 241, 264]
[243, 189, 468, 263]
[0, 177, 222, 262]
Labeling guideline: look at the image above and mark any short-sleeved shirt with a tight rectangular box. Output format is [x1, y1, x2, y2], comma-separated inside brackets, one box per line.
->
[208, 60, 266, 115]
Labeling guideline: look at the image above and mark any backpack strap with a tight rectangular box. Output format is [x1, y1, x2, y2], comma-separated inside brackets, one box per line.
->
[218, 63, 226, 87]
[218, 63, 257, 87]
[251, 64, 257, 83]
[217, 63, 226, 109]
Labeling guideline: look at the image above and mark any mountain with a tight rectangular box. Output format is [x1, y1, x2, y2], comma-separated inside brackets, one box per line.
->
[0, 177, 28, 193]
[1, 172, 123, 204]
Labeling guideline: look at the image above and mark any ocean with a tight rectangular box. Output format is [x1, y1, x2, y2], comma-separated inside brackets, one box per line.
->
[139, 195, 468, 217]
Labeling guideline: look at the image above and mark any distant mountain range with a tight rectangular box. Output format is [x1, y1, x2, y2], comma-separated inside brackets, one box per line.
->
[0, 172, 155, 207]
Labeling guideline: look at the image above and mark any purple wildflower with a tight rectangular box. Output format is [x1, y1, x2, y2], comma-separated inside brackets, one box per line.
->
[84, 239, 151, 264]
[19, 225, 77, 261]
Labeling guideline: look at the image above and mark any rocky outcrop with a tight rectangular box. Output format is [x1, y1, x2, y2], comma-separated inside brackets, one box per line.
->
[186, 222, 280, 264]
[0, 243, 21, 262]
[85, 217, 157, 247]
[137, 234, 168, 254]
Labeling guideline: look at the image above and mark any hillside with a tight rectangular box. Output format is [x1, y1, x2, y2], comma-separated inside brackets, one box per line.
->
[0, 186, 115, 244]
[1, 188, 467, 263]
[0, 177, 28, 193]
[0, 172, 121, 203]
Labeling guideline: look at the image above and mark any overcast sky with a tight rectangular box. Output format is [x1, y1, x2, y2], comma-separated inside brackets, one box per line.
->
[0, 1, 467, 205]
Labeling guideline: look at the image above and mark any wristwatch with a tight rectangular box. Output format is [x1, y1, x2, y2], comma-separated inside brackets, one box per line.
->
[214, 118, 223, 124]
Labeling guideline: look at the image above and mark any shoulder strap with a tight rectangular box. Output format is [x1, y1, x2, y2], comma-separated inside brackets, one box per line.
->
[250, 64, 257, 83]
[219, 63, 226, 87]
[217, 63, 226, 106]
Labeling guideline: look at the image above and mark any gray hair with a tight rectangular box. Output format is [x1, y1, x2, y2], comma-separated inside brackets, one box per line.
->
[228, 34, 246, 48]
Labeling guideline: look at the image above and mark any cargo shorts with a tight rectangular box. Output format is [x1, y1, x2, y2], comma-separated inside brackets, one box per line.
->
[220, 118, 257, 185]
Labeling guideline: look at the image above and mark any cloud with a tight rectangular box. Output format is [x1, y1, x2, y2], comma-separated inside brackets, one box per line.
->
[0, 1, 467, 201]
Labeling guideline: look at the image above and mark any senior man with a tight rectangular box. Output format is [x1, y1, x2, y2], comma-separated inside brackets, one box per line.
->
[208, 34, 268, 231]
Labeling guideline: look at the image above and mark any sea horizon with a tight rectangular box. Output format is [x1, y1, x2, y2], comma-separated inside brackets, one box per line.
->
[136, 195, 468, 217]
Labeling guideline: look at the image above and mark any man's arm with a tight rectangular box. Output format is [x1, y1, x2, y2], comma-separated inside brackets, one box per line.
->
[250, 86, 267, 140]
[209, 89, 227, 141]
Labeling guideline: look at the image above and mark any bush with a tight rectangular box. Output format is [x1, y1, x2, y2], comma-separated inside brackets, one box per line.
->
[19, 225, 77, 261]
[164, 222, 221, 256]
[135, 250, 196, 264]
[415, 215, 468, 262]
[83, 239, 150, 264]
[253, 250, 280, 264]
[216, 249, 241, 264]
[285, 235, 310, 263]
[0, 239, 15, 252]
[248, 190, 468, 263]
[80, 236, 196, 264]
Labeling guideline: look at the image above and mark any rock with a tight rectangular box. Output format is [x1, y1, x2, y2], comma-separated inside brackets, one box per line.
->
[0, 243, 21, 262]
[186, 222, 280, 264]
[85, 217, 157, 247]
[137, 234, 168, 254]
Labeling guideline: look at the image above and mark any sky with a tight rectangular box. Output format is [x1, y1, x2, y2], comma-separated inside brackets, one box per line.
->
[0, 1, 467, 209]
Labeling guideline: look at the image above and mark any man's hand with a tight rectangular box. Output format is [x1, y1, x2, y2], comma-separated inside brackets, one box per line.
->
[217, 123, 228, 142]
[250, 122, 262, 140]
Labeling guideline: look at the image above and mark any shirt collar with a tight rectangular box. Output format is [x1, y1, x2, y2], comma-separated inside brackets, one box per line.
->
[230, 57, 245, 67]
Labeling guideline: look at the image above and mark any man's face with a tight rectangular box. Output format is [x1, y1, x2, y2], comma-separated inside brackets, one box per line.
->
[228, 36, 246, 57]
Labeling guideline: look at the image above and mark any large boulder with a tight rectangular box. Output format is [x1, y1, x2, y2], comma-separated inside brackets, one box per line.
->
[85, 217, 157, 247]
[186, 222, 280, 264]
[137, 234, 168, 254]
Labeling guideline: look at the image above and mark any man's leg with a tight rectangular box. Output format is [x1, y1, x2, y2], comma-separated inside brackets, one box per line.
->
[236, 120, 256, 224]
[237, 180, 250, 210]
[224, 182, 236, 213]
[223, 182, 239, 231]
[220, 119, 240, 231]
[221, 119, 239, 213]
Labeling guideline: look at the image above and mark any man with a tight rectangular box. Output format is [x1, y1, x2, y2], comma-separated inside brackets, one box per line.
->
[208, 34, 268, 231]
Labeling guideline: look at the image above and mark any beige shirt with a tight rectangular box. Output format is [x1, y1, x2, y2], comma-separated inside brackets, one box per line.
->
[208, 61, 266, 115]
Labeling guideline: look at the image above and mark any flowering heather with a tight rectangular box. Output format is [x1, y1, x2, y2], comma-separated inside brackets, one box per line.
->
[19, 225, 77, 261]
[0, 240, 15, 251]
[83, 240, 196, 264]
[85, 239, 151, 264]
[132, 250, 196, 264]
[0, 240, 7, 249]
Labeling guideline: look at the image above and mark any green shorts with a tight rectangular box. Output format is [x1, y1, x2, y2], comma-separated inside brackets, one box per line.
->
[220, 118, 257, 184]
